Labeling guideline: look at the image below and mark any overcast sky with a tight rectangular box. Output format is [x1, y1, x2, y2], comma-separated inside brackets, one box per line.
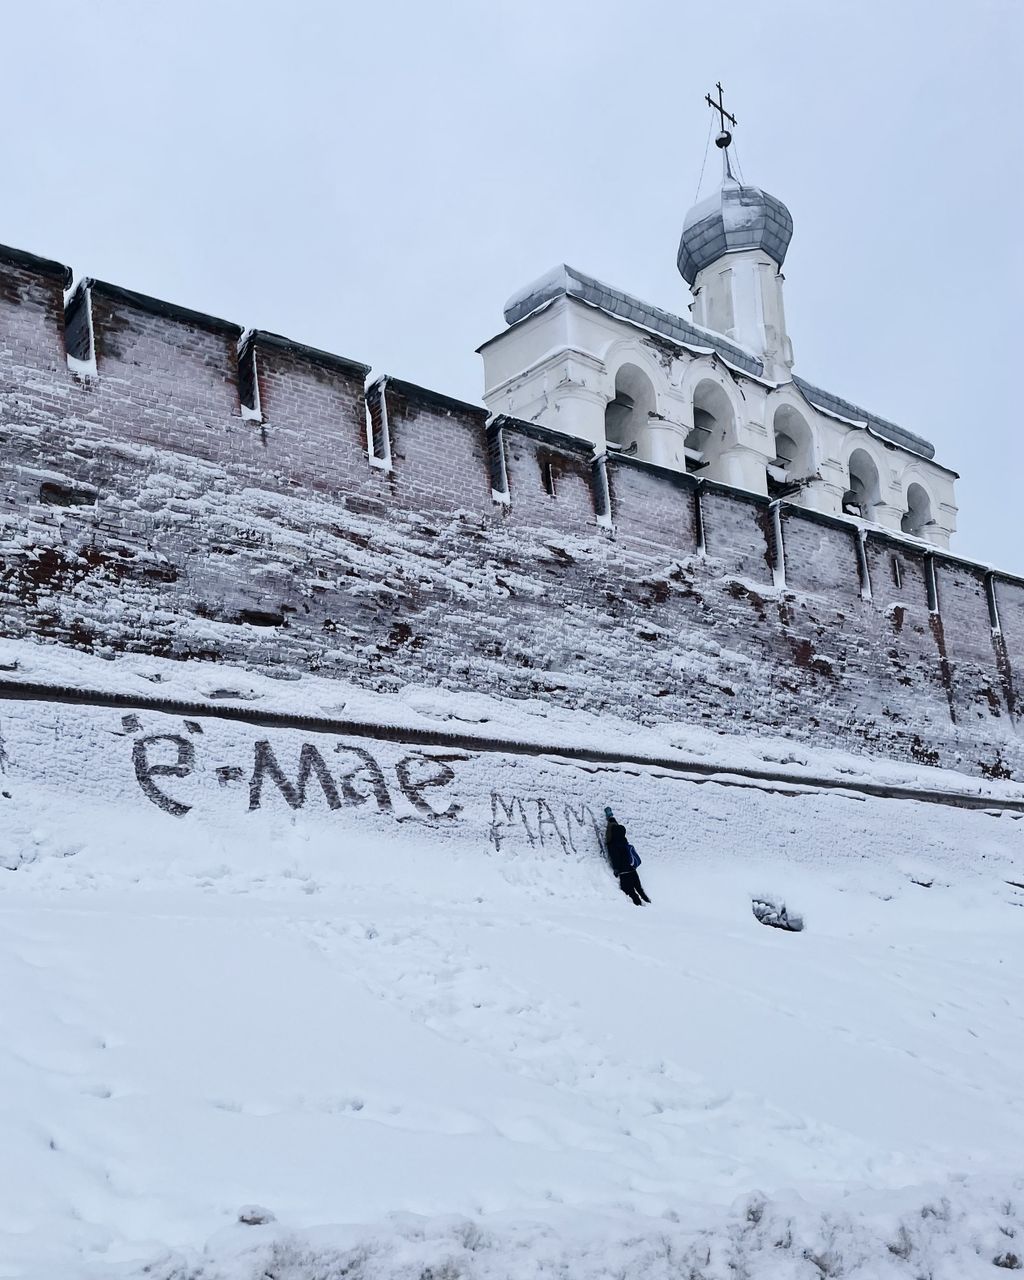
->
[3, 0, 1021, 569]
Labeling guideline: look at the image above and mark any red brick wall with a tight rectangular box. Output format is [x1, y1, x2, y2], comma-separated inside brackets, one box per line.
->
[934, 560, 1011, 739]
[249, 334, 372, 498]
[501, 426, 597, 531]
[0, 251, 68, 376]
[381, 380, 492, 516]
[699, 485, 774, 583]
[993, 580, 1024, 722]
[780, 510, 862, 599]
[607, 458, 698, 558]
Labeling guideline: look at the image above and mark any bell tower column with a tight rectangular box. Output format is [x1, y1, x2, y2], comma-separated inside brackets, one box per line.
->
[691, 250, 794, 383]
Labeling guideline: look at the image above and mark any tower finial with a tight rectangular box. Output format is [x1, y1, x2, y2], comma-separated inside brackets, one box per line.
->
[705, 81, 737, 150]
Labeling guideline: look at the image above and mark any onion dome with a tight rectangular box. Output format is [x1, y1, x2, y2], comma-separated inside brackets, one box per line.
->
[677, 157, 793, 286]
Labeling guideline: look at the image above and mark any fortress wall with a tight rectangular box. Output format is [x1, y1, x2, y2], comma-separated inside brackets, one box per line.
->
[0, 246, 1022, 779]
[766, 512, 974, 761]
[464, 424, 611, 692]
[779, 510, 863, 600]
[865, 536, 931, 616]
[699, 484, 774, 582]
[0, 249, 70, 377]
[992, 579, 1024, 719]
[933, 559, 1013, 736]
[606, 458, 698, 557]
[247, 332, 372, 498]
[83, 283, 243, 459]
[500, 424, 598, 531]
[379, 379, 493, 517]
[857, 534, 969, 752]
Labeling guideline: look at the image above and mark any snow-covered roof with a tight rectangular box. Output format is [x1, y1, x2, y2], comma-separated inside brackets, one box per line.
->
[793, 376, 936, 461]
[502, 264, 764, 376]
[501, 264, 937, 461]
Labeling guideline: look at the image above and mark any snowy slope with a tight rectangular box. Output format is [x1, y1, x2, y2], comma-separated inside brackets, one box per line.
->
[1, 676, 1024, 1277]
[3, 637, 1023, 808]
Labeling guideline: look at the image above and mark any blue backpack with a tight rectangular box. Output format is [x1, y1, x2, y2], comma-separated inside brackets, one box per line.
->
[627, 843, 641, 868]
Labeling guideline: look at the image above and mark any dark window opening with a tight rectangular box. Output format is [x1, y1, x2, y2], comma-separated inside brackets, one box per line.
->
[687, 382, 734, 477]
[901, 483, 934, 538]
[767, 424, 814, 499]
[844, 449, 881, 522]
[604, 365, 656, 454]
[604, 391, 634, 441]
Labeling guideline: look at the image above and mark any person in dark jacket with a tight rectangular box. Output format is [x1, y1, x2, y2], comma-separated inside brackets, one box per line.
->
[604, 807, 651, 905]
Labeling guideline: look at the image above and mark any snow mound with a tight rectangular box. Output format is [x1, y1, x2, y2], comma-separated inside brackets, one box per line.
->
[134, 1186, 1024, 1279]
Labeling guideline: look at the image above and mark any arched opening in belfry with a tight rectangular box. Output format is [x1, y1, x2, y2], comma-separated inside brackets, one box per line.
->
[901, 482, 934, 537]
[686, 380, 734, 476]
[604, 364, 655, 454]
[768, 404, 815, 498]
[842, 448, 881, 520]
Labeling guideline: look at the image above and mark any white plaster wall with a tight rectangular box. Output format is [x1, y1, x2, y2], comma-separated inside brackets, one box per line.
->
[691, 249, 794, 382]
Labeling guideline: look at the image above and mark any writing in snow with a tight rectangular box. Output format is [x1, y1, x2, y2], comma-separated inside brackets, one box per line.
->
[126, 718, 463, 821]
[124, 716, 608, 857]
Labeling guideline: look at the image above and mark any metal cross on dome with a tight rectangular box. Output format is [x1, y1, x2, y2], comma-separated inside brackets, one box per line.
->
[705, 81, 737, 149]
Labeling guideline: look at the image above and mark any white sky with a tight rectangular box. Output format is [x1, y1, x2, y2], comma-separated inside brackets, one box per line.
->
[3, 0, 1021, 569]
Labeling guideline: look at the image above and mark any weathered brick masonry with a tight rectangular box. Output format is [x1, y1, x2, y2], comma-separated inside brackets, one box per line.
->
[1, 243, 1021, 779]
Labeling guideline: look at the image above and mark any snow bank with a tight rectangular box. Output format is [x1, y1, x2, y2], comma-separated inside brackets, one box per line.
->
[135, 1186, 1024, 1279]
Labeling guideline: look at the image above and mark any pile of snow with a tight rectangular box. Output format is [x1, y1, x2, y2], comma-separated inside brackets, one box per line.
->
[140, 1189, 1024, 1278]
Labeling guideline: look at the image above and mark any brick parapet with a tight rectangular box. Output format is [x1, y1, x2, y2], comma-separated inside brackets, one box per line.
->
[0, 252, 70, 377]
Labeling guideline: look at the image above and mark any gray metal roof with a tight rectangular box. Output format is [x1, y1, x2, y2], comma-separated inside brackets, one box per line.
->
[792, 376, 936, 460]
[499, 264, 936, 461]
[502, 264, 764, 376]
[677, 180, 793, 285]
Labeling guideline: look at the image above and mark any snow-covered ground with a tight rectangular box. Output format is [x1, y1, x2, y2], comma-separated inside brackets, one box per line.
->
[1, 661, 1024, 1277]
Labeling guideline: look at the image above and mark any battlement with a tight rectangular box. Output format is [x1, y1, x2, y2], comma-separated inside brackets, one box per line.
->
[2, 242, 1023, 781]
